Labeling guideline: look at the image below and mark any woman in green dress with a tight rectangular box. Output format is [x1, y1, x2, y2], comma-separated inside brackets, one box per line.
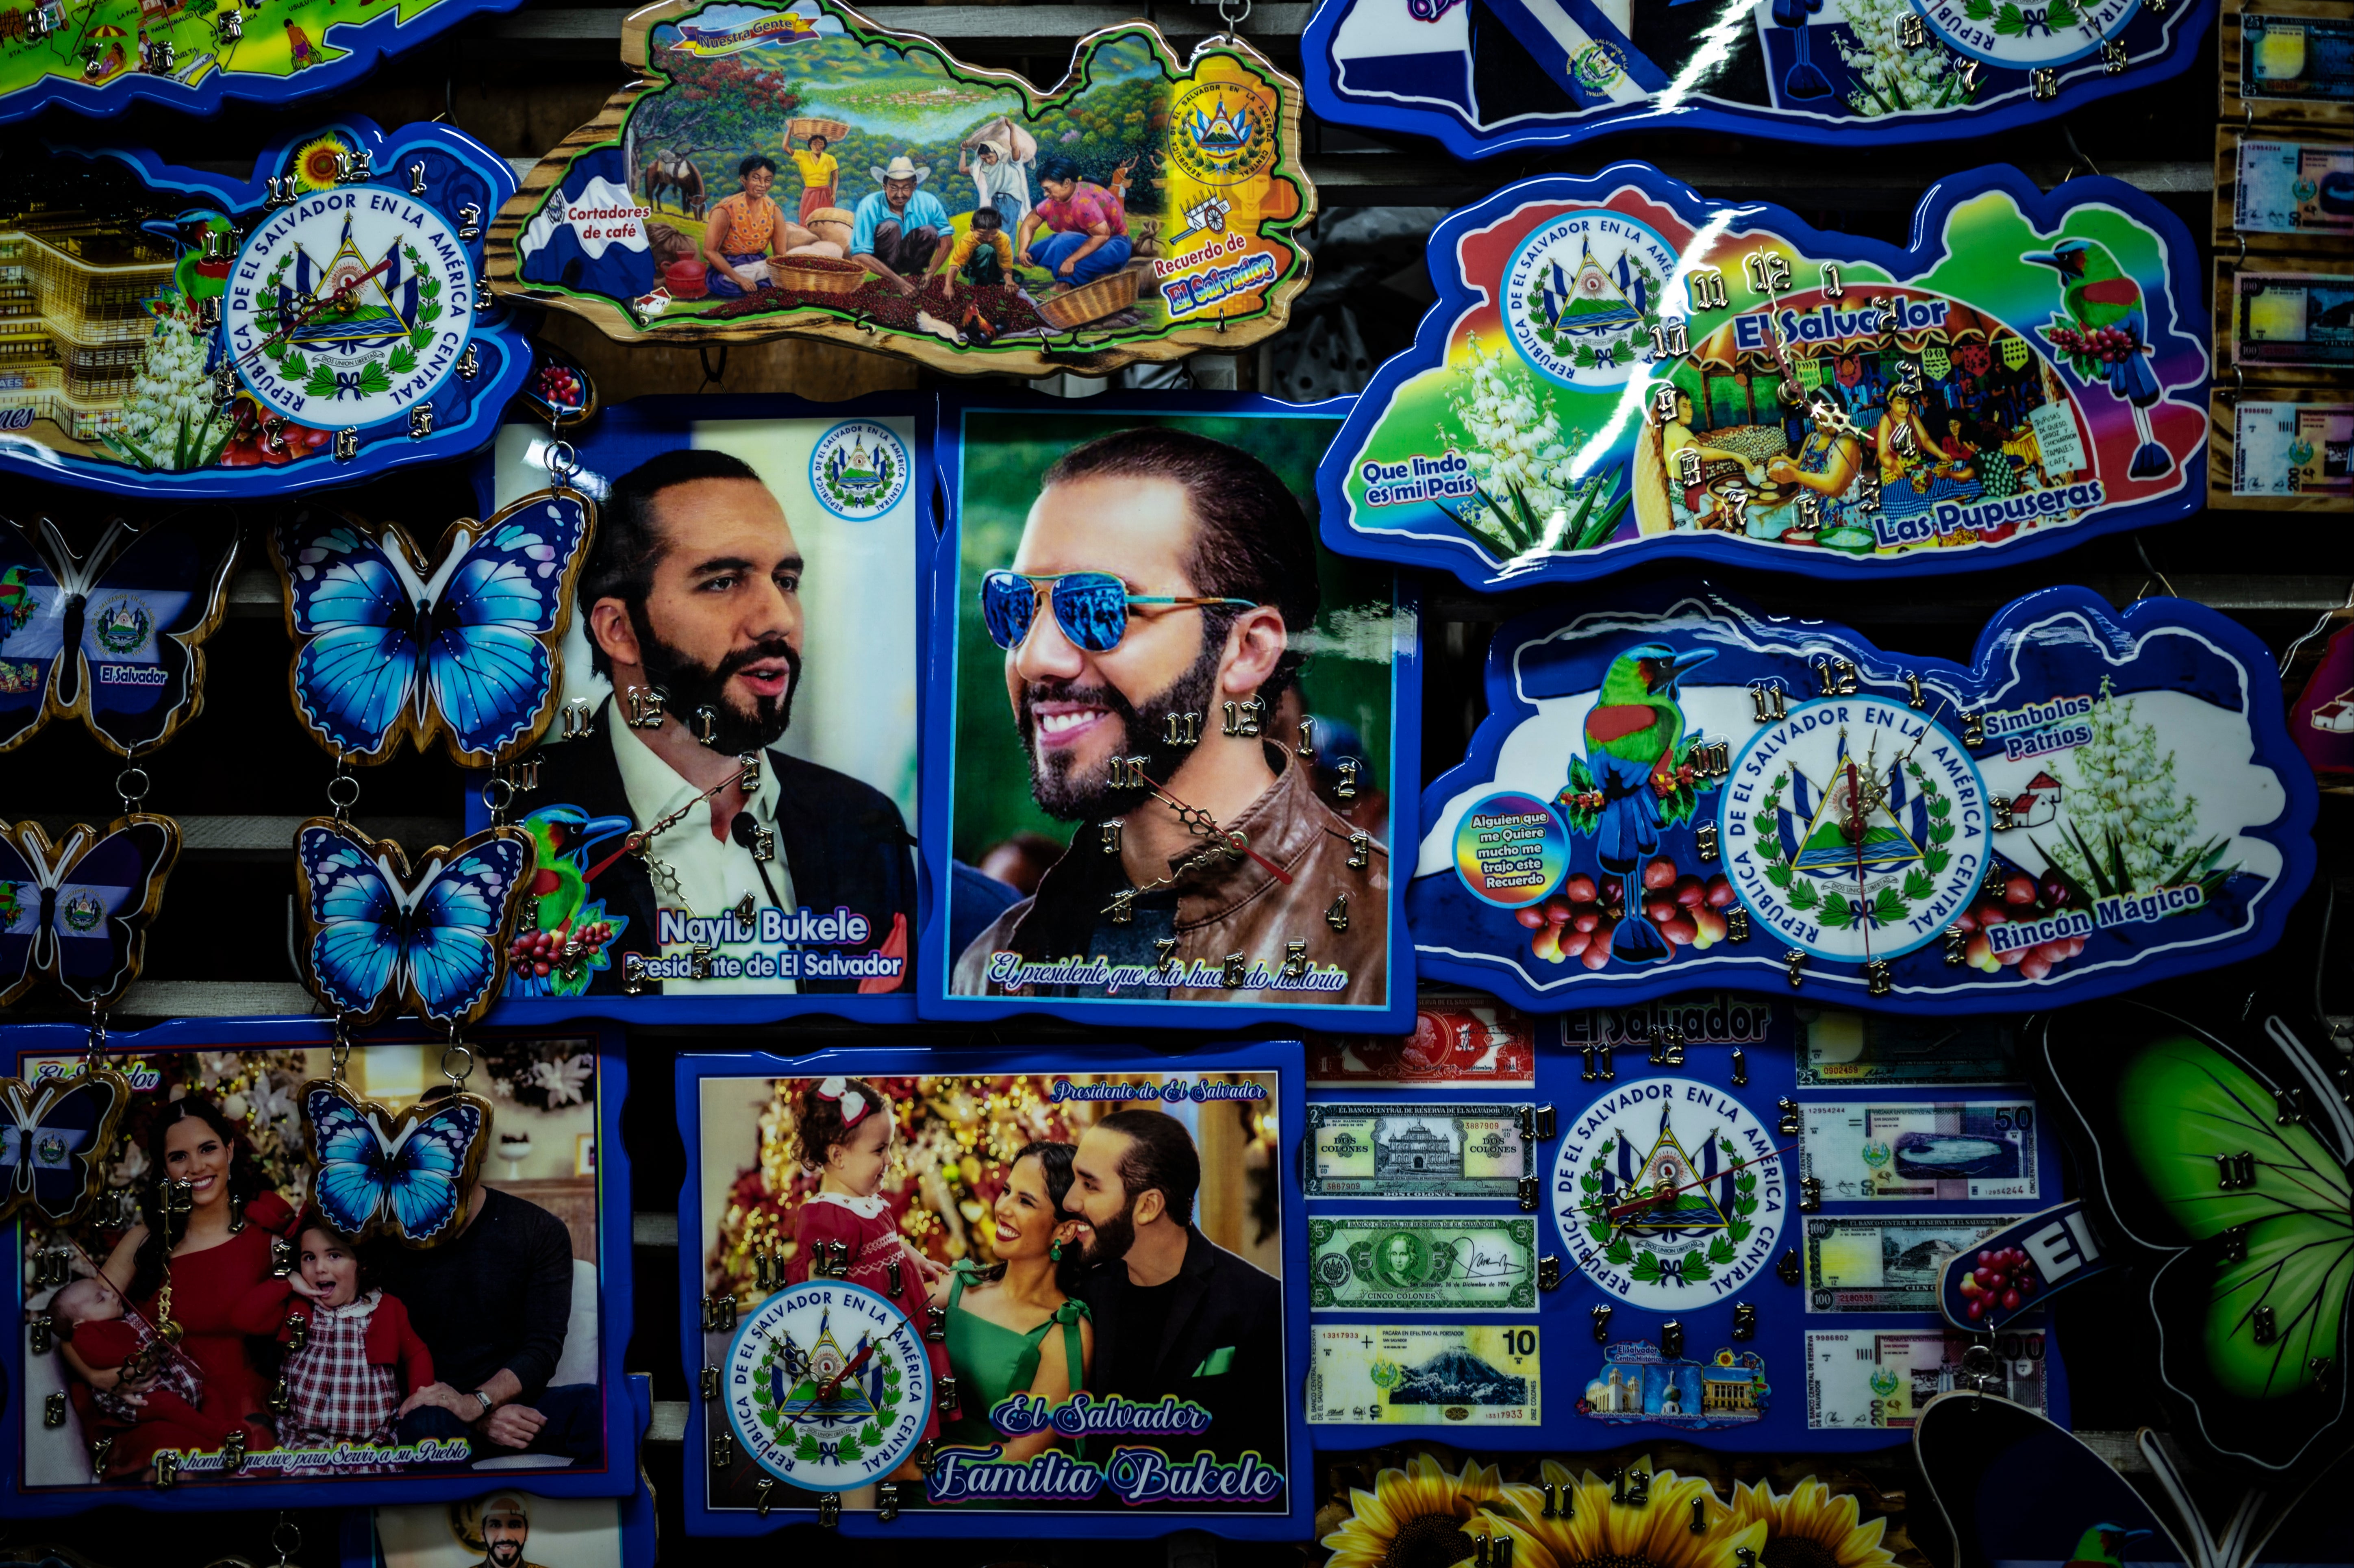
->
[931, 1140, 1095, 1455]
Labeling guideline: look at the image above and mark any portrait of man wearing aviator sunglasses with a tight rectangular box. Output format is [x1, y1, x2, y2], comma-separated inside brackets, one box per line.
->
[950, 426, 1390, 1004]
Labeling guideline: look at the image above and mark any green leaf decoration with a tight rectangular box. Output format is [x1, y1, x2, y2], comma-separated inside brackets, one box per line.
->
[1902, 868, 1936, 902]
[389, 344, 418, 376]
[304, 362, 337, 399]
[1923, 847, 1952, 876]
[1821, 889, 1853, 928]
[1707, 1235, 1737, 1265]
[1605, 1235, 1635, 1265]
[1788, 877, 1819, 909]
[1765, 864, 1794, 889]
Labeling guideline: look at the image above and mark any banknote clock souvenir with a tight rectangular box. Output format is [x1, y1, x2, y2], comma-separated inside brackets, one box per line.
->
[1408, 582, 2316, 1013]
[491, 0, 1314, 376]
[678, 1041, 1311, 1537]
[1303, 994, 2070, 1451]
[0, 118, 531, 500]
[1303, 0, 2220, 157]
[1315, 164, 2207, 591]
[0, 0, 533, 124]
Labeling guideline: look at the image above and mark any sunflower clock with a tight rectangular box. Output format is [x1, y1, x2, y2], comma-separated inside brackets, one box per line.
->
[1320, 1453, 1912, 1568]
[0, 117, 532, 500]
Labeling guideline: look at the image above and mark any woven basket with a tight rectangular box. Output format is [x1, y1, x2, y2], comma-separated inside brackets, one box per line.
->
[1033, 265, 1147, 329]
[767, 255, 867, 295]
[787, 117, 852, 145]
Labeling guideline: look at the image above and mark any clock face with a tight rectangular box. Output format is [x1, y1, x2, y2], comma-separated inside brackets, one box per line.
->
[1554, 1078, 1786, 1309]
[724, 1280, 933, 1492]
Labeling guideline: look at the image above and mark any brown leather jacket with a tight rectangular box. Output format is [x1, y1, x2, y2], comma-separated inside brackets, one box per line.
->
[952, 751, 1390, 1005]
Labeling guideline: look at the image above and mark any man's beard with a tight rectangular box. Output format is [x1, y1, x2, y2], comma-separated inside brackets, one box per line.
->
[487, 1542, 523, 1568]
[1076, 1191, 1139, 1269]
[1017, 635, 1222, 822]
[630, 605, 800, 755]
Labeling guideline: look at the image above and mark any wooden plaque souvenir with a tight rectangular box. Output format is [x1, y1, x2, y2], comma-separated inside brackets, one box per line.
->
[1408, 582, 2317, 1015]
[1316, 163, 2209, 590]
[488, 0, 1315, 376]
[675, 1042, 1312, 1538]
[0, 0, 530, 125]
[0, 118, 532, 502]
[1304, 0, 2220, 157]
[457, 396, 930, 1026]
[919, 394, 1418, 1034]
[2, 1018, 637, 1512]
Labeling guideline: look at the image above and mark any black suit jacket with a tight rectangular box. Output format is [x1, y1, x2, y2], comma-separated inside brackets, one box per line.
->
[1074, 1225, 1286, 1467]
[522, 700, 919, 995]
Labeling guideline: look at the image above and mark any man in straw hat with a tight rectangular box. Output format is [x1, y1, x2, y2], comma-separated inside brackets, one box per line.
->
[851, 154, 952, 295]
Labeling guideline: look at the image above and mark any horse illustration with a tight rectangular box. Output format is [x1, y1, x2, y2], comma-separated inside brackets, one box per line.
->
[640, 153, 706, 219]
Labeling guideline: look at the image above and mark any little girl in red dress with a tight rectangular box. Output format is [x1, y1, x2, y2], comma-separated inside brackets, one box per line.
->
[786, 1077, 952, 1444]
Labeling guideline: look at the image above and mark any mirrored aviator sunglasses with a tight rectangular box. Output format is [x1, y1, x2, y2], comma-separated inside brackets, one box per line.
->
[979, 570, 1255, 654]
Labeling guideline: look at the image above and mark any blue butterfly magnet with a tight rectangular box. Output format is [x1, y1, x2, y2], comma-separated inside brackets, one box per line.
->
[0, 814, 178, 1010]
[0, 1065, 130, 1228]
[270, 490, 595, 769]
[0, 513, 240, 758]
[300, 1077, 491, 1248]
[1411, 582, 2317, 1014]
[291, 819, 530, 1029]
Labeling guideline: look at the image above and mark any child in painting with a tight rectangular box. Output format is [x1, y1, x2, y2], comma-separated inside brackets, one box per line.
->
[786, 1077, 952, 1443]
[234, 1217, 433, 1468]
[48, 1273, 265, 1456]
[937, 206, 1013, 290]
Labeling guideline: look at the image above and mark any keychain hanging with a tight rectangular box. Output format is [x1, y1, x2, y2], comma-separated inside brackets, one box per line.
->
[300, 1016, 493, 1248]
[0, 1005, 134, 1228]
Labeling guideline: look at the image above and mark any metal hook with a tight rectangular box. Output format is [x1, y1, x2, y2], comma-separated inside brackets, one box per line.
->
[114, 766, 150, 813]
[2132, 535, 2177, 601]
[698, 346, 729, 390]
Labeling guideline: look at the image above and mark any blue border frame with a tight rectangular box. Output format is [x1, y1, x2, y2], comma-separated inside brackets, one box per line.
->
[1305, 1001, 2072, 1451]
[1409, 581, 2320, 1014]
[4, 116, 533, 502]
[1301, 0, 2219, 158]
[919, 392, 1419, 1034]
[1313, 163, 2210, 591]
[463, 392, 933, 1028]
[1, 1016, 639, 1514]
[0, 0, 528, 125]
[338, 1377, 660, 1568]
[673, 1040, 1314, 1540]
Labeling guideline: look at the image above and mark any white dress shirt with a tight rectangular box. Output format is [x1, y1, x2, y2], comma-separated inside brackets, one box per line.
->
[610, 715, 797, 994]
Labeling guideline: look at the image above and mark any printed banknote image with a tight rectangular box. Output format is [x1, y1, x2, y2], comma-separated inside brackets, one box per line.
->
[477, 399, 921, 1008]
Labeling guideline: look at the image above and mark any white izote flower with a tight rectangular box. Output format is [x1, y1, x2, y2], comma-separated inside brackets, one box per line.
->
[1832, 0, 1965, 118]
[1443, 340, 1602, 556]
[528, 1053, 595, 1108]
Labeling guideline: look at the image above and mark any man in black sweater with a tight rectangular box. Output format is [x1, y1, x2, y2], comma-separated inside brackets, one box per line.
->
[378, 1145, 602, 1465]
[1062, 1108, 1285, 1474]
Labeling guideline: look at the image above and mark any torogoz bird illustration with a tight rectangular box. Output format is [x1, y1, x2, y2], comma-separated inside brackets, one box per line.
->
[2062, 1522, 2150, 1568]
[2028, 238, 2174, 481]
[1560, 643, 1714, 963]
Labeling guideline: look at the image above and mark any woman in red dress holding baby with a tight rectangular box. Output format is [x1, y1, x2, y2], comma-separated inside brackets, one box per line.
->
[69, 1096, 291, 1476]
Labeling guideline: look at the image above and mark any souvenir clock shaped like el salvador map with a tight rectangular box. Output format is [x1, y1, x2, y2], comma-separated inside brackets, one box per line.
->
[1316, 163, 2208, 591]
[1304, 0, 2219, 157]
[490, 0, 1314, 376]
[0, 117, 532, 500]
[0, 0, 531, 124]
[1409, 582, 2316, 1013]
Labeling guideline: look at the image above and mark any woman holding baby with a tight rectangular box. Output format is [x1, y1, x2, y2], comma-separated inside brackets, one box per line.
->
[60, 1096, 292, 1474]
